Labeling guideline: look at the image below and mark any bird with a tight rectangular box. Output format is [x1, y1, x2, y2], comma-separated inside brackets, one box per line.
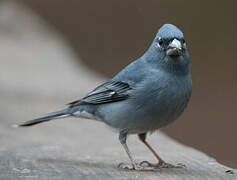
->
[18, 24, 192, 171]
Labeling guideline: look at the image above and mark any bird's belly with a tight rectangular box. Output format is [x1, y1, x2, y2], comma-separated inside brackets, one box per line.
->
[129, 100, 187, 133]
[98, 92, 189, 134]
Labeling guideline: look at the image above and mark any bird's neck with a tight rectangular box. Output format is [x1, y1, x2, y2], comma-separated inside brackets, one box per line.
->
[143, 44, 190, 76]
[142, 44, 190, 75]
[162, 60, 190, 76]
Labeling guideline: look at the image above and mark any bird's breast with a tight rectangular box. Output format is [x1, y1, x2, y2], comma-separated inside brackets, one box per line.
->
[134, 74, 192, 129]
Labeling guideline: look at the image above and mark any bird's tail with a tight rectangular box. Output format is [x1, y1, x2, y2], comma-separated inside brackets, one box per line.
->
[17, 109, 71, 127]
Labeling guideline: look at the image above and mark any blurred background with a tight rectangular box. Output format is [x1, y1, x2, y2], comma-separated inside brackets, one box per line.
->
[0, 0, 236, 168]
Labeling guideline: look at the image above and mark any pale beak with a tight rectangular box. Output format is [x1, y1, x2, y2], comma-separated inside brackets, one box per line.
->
[166, 39, 183, 56]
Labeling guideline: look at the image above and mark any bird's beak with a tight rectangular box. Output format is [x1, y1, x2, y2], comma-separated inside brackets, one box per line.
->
[166, 39, 183, 56]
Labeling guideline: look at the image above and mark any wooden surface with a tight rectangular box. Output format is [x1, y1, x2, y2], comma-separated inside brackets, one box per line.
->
[0, 2, 236, 180]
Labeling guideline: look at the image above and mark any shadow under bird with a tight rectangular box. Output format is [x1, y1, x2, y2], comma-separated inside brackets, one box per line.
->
[18, 24, 192, 171]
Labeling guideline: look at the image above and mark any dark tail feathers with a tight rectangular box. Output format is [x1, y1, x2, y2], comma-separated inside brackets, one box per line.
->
[18, 109, 71, 127]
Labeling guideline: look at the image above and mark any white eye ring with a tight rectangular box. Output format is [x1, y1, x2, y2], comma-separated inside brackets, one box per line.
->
[156, 42, 161, 48]
[156, 37, 163, 48]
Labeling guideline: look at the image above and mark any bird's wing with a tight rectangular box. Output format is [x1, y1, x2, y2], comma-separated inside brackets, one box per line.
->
[67, 81, 132, 107]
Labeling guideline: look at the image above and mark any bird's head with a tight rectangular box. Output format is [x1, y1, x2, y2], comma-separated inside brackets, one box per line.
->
[147, 24, 190, 74]
[156, 24, 186, 56]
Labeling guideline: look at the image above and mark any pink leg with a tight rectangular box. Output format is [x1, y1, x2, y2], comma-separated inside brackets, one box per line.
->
[138, 133, 185, 168]
[118, 131, 155, 171]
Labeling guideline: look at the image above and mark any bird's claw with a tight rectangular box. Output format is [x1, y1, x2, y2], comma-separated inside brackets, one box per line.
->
[118, 162, 133, 170]
[139, 160, 186, 169]
[139, 160, 152, 167]
[118, 162, 155, 171]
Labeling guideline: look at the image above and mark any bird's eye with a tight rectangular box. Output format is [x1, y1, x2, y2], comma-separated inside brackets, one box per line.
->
[158, 37, 164, 46]
[182, 39, 186, 44]
[156, 37, 164, 48]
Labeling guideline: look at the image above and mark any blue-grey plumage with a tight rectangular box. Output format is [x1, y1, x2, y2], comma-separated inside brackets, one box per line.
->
[95, 24, 192, 133]
[18, 24, 192, 171]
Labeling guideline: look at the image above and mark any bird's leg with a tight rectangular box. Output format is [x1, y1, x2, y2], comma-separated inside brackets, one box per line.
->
[118, 130, 154, 171]
[138, 133, 185, 168]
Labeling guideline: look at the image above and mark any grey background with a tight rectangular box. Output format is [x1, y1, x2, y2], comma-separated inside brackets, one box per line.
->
[3, 0, 237, 168]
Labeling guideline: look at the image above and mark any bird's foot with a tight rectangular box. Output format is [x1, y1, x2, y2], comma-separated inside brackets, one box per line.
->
[118, 162, 155, 171]
[139, 160, 185, 169]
